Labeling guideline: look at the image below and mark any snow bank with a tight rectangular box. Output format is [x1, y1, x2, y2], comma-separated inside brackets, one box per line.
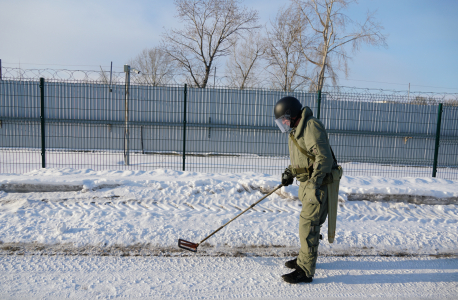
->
[0, 168, 457, 256]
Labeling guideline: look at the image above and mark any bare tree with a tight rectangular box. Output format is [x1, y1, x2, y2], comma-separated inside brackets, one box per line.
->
[264, 6, 309, 91]
[162, 0, 259, 88]
[129, 47, 176, 85]
[225, 32, 266, 89]
[446, 98, 458, 106]
[98, 66, 111, 85]
[410, 96, 439, 106]
[292, 0, 387, 92]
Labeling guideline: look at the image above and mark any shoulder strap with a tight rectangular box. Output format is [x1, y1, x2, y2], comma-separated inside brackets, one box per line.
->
[289, 132, 315, 161]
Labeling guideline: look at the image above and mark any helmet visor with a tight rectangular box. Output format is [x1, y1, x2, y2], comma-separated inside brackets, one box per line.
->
[275, 115, 292, 133]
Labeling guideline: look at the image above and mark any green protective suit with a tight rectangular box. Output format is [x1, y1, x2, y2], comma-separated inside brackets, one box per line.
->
[288, 106, 334, 278]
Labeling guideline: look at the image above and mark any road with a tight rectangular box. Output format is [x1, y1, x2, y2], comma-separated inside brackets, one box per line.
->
[1, 255, 457, 299]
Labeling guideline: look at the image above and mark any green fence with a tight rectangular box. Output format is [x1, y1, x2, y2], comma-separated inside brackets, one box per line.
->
[1, 73, 457, 179]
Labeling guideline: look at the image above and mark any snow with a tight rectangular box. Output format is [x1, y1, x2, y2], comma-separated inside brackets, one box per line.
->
[0, 167, 457, 298]
[0, 168, 457, 255]
[1, 256, 457, 299]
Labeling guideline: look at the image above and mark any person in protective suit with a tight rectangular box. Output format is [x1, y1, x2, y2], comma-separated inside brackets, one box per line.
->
[274, 96, 336, 284]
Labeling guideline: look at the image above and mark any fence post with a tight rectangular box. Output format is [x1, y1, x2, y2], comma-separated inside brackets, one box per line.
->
[183, 84, 187, 171]
[316, 90, 322, 119]
[40, 78, 46, 168]
[123, 65, 130, 166]
[432, 103, 443, 177]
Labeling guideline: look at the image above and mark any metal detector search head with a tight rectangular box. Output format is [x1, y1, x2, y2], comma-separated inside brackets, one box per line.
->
[178, 239, 199, 252]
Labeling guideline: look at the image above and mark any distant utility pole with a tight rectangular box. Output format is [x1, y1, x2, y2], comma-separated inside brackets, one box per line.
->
[109, 61, 113, 92]
[123, 65, 141, 166]
[408, 83, 410, 102]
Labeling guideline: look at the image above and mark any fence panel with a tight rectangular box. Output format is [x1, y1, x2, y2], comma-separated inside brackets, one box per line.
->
[437, 105, 458, 179]
[320, 96, 444, 177]
[1, 78, 457, 179]
[0, 80, 41, 173]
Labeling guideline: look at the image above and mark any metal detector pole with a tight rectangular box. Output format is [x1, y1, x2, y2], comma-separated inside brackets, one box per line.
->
[178, 184, 284, 252]
[198, 184, 283, 245]
[124, 65, 131, 166]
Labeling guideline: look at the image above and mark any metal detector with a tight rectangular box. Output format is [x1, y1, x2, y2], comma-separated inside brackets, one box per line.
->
[178, 184, 283, 252]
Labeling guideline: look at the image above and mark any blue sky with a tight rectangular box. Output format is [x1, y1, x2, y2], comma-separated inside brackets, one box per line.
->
[1, 0, 457, 93]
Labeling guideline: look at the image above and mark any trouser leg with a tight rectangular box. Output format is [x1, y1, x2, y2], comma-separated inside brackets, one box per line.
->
[297, 184, 328, 277]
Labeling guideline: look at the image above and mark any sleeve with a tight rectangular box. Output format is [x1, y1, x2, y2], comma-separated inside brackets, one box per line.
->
[303, 119, 334, 188]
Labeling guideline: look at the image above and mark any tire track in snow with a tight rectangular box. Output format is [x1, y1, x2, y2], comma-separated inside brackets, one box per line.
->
[3, 196, 457, 225]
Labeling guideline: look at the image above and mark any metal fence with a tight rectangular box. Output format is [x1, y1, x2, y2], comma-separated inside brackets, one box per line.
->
[1, 74, 457, 179]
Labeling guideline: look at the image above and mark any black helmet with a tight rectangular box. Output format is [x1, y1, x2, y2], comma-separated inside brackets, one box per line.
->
[274, 96, 303, 119]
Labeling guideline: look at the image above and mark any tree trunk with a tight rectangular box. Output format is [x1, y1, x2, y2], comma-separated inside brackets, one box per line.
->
[316, 3, 333, 92]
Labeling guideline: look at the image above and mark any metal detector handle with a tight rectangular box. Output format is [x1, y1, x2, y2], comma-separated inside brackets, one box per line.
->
[197, 184, 284, 245]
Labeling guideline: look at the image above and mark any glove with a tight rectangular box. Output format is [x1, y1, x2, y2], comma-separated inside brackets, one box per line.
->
[281, 168, 294, 186]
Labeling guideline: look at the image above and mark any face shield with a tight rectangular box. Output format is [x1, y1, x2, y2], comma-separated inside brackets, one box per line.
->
[274, 114, 292, 133]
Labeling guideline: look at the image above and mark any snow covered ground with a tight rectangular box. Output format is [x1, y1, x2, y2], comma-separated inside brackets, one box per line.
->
[1, 256, 457, 299]
[1, 168, 457, 256]
[0, 168, 457, 298]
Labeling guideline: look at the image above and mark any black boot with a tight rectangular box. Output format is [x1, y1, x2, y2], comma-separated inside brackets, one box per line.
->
[282, 267, 313, 284]
[285, 258, 297, 269]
